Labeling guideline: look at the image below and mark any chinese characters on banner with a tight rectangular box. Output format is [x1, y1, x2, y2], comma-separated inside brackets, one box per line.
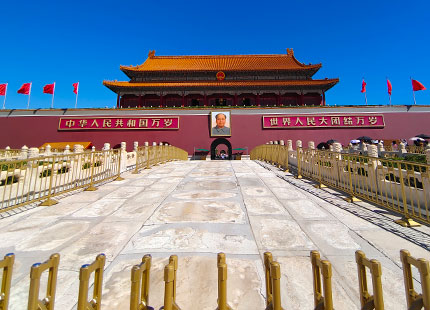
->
[263, 115, 385, 129]
[58, 117, 179, 130]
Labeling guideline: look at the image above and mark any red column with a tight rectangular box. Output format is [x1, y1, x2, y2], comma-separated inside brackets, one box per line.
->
[160, 94, 164, 107]
[116, 94, 120, 108]
[182, 94, 185, 107]
[300, 94, 304, 106]
[276, 94, 280, 106]
[204, 94, 207, 107]
[256, 94, 260, 106]
[139, 95, 144, 108]
[322, 92, 326, 106]
[234, 94, 238, 106]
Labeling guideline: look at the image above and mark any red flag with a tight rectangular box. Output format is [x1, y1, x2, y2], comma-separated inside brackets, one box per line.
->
[73, 82, 79, 94]
[17, 83, 31, 95]
[0, 83, 7, 96]
[412, 79, 426, 91]
[43, 83, 55, 94]
[360, 80, 366, 93]
[387, 79, 392, 96]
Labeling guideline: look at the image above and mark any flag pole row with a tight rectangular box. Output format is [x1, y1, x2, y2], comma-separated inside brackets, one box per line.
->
[0, 82, 79, 109]
[360, 78, 426, 105]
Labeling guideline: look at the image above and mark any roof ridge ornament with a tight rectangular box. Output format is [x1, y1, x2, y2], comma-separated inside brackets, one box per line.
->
[286, 48, 294, 56]
[148, 50, 156, 59]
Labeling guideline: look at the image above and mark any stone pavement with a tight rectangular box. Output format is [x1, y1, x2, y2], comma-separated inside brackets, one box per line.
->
[1, 160, 429, 310]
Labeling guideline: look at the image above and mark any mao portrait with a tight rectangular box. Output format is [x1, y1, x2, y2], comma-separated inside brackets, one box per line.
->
[211, 111, 231, 137]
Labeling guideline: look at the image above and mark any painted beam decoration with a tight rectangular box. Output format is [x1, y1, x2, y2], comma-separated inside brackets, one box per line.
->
[263, 114, 385, 129]
[58, 117, 179, 130]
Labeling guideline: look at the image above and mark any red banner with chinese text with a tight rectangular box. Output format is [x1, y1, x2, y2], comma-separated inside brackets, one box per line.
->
[262, 114, 385, 129]
[58, 117, 180, 130]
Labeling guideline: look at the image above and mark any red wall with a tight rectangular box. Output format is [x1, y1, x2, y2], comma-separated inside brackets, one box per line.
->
[1, 109, 429, 153]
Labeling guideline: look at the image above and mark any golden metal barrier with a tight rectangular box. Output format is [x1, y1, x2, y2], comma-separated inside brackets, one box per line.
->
[311, 250, 333, 310]
[130, 254, 153, 310]
[0, 253, 14, 310]
[263, 252, 284, 310]
[0, 150, 121, 213]
[163, 255, 181, 310]
[28, 253, 60, 310]
[355, 250, 384, 310]
[250, 144, 430, 227]
[77, 253, 106, 310]
[400, 249, 430, 310]
[217, 253, 233, 310]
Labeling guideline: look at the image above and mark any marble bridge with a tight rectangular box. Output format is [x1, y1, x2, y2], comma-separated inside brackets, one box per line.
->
[1, 160, 429, 310]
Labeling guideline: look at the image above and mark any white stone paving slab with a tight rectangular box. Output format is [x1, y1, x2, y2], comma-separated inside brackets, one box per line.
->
[243, 197, 289, 216]
[71, 198, 126, 218]
[123, 226, 259, 254]
[147, 200, 245, 224]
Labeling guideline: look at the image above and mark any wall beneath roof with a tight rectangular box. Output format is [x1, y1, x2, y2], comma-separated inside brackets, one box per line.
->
[1, 107, 429, 153]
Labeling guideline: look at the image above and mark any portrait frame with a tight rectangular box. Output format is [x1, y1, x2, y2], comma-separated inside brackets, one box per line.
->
[210, 111, 232, 137]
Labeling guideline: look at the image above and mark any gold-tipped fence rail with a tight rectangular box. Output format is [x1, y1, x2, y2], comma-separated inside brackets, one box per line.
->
[0, 145, 188, 214]
[1, 250, 429, 310]
[251, 144, 430, 227]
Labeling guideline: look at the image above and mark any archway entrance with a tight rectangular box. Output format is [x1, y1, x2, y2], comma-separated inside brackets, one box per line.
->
[210, 138, 232, 160]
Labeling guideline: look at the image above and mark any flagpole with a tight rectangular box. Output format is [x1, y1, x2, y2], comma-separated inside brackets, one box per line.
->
[389, 94, 392, 106]
[27, 82, 32, 109]
[364, 92, 368, 105]
[75, 82, 79, 109]
[411, 77, 417, 105]
[51, 82, 55, 109]
[2, 83, 7, 109]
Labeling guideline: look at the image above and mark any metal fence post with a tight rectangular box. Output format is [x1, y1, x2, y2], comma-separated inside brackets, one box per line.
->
[0, 253, 15, 310]
[115, 149, 125, 181]
[40, 155, 59, 206]
[85, 152, 98, 191]
[395, 165, 420, 227]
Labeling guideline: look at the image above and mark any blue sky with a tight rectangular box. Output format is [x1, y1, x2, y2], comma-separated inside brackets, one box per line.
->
[1, 0, 429, 109]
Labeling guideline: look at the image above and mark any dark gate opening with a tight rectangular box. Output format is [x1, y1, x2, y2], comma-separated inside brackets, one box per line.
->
[210, 138, 232, 160]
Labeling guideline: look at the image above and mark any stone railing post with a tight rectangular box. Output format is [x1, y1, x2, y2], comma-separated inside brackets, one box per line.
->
[287, 140, 293, 151]
[367, 144, 379, 201]
[120, 142, 127, 172]
[45, 144, 52, 156]
[74, 144, 84, 154]
[399, 142, 407, 154]
[296, 140, 302, 179]
[103, 143, 110, 151]
[92, 146, 96, 152]
[308, 141, 315, 150]
[28, 147, 39, 159]
[426, 149, 430, 165]
[64, 145, 71, 155]
[133, 141, 138, 152]
[20, 145, 28, 159]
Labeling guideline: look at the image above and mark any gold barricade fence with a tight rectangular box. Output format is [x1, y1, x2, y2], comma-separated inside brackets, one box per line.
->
[0, 150, 121, 213]
[133, 145, 188, 174]
[264, 252, 284, 310]
[28, 253, 60, 310]
[0, 253, 14, 310]
[78, 253, 106, 310]
[163, 255, 181, 310]
[130, 254, 153, 310]
[310, 250, 334, 310]
[355, 251, 384, 310]
[400, 249, 430, 309]
[217, 253, 233, 310]
[0, 145, 188, 213]
[251, 145, 430, 226]
[2, 250, 430, 309]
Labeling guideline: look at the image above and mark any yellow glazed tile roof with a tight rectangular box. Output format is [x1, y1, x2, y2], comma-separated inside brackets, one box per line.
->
[120, 50, 321, 72]
[103, 79, 338, 89]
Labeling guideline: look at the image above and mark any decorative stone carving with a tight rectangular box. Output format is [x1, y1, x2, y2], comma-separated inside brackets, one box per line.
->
[45, 144, 52, 156]
[333, 142, 342, 153]
[103, 143, 110, 151]
[308, 141, 315, 149]
[368, 145, 378, 158]
[64, 145, 71, 154]
[28, 147, 39, 158]
[287, 140, 293, 151]
[279, 140, 285, 146]
[121, 142, 126, 151]
[74, 144, 84, 153]
[133, 141, 139, 152]
[296, 140, 302, 148]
